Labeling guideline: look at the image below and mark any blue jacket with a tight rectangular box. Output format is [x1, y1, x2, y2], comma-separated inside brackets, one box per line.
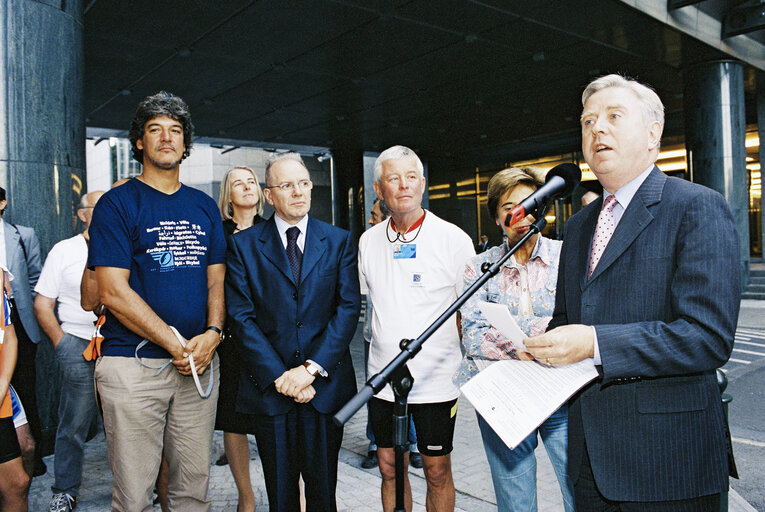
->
[225, 215, 360, 416]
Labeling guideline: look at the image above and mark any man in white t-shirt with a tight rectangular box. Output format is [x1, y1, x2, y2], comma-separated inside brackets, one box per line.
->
[358, 145, 475, 512]
[33, 190, 104, 512]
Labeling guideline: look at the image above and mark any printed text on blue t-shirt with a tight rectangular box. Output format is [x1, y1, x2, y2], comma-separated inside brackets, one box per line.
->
[146, 220, 208, 272]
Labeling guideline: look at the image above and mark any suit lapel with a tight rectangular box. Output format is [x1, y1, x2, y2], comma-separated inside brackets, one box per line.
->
[4, 223, 19, 271]
[587, 167, 665, 283]
[259, 217, 295, 285]
[300, 217, 326, 285]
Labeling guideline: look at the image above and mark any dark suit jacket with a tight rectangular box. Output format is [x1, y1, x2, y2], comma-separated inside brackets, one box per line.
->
[4, 222, 42, 343]
[549, 167, 741, 502]
[225, 215, 360, 417]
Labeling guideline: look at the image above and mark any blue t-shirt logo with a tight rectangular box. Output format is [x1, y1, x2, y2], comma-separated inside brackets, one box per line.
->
[151, 250, 175, 270]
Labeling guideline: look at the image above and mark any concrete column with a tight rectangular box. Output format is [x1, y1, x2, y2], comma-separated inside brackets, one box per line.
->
[757, 72, 765, 260]
[0, 0, 86, 453]
[684, 60, 750, 286]
[1, 0, 85, 244]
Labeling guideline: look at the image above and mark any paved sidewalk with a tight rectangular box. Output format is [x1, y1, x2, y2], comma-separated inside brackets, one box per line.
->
[28, 321, 759, 511]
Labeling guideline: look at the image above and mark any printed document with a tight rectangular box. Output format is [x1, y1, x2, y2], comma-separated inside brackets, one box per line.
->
[461, 359, 598, 449]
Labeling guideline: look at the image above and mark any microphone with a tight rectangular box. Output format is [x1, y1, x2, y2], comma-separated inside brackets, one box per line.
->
[504, 163, 581, 227]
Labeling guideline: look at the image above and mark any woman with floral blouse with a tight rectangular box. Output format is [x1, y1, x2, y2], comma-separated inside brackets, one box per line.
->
[455, 167, 574, 512]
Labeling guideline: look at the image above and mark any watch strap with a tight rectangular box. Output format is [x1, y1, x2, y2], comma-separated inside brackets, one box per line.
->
[206, 325, 224, 341]
[303, 361, 319, 377]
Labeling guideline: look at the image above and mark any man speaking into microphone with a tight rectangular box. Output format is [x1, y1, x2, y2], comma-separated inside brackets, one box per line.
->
[525, 74, 741, 510]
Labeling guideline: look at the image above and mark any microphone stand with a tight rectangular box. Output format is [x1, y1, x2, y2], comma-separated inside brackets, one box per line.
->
[334, 210, 550, 512]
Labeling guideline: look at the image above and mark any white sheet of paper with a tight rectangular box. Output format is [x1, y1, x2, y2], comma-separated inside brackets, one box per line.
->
[461, 359, 598, 449]
[479, 301, 528, 351]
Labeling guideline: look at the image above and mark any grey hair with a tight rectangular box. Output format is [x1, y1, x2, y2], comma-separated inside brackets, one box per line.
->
[582, 74, 665, 131]
[265, 152, 308, 186]
[78, 191, 105, 209]
[373, 145, 424, 183]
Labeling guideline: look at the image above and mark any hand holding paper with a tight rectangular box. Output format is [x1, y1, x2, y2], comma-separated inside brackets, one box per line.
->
[525, 324, 595, 366]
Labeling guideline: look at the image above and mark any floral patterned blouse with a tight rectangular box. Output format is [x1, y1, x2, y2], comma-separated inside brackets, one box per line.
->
[454, 235, 562, 387]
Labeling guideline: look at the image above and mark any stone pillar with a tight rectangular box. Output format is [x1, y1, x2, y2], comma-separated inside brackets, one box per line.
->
[0, 0, 86, 454]
[684, 60, 750, 286]
[757, 72, 765, 260]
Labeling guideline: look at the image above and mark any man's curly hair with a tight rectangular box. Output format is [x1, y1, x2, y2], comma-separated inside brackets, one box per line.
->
[129, 91, 194, 164]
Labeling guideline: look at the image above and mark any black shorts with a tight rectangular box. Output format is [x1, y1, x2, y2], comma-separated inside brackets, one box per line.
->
[0, 416, 20, 464]
[369, 397, 458, 457]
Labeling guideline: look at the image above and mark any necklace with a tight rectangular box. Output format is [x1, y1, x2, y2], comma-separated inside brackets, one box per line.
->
[386, 210, 426, 243]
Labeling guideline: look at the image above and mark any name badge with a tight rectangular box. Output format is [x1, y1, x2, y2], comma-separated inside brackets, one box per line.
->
[393, 244, 416, 259]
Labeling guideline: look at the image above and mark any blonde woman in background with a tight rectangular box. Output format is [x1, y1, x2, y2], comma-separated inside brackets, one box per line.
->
[216, 166, 266, 512]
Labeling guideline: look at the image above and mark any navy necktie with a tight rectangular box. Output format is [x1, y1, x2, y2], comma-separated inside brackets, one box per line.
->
[286, 226, 303, 284]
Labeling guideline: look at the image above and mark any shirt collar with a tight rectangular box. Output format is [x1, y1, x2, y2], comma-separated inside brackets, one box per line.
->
[504, 235, 555, 268]
[389, 209, 426, 234]
[273, 213, 309, 240]
[604, 164, 654, 210]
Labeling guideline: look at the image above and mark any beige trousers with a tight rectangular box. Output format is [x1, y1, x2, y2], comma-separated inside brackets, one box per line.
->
[95, 354, 219, 512]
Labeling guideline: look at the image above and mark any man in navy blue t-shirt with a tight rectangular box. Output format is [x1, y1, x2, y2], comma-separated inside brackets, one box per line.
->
[87, 91, 226, 512]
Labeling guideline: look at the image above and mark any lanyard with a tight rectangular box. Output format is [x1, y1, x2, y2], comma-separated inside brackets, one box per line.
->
[133, 327, 215, 398]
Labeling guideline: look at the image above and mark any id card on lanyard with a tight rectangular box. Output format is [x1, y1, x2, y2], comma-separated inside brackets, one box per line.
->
[393, 243, 416, 259]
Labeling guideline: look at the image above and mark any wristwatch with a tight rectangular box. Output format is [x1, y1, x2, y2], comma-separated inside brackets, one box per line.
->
[303, 361, 320, 377]
[206, 325, 224, 342]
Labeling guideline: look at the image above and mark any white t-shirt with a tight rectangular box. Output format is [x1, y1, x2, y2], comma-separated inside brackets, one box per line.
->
[34, 234, 95, 340]
[359, 211, 475, 403]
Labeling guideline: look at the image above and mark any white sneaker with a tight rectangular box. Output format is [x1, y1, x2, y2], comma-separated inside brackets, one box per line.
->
[48, 492, 77, 512]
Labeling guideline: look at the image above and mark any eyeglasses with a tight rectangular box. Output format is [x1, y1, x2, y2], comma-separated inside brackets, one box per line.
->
[265, 180, 313, 193]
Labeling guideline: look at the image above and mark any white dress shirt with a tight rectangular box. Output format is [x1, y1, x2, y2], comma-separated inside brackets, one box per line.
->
[273, 214, 308, 252]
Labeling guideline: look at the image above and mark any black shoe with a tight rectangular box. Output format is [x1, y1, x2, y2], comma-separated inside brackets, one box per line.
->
[361, 450, 378, 469]
[215, 453, 229, 466]
[409, 452, 423, 469]
[34, 458, 47, 477]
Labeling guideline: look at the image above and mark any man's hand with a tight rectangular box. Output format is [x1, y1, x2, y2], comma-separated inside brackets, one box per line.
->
[177, 329, 219, 375]
[524, 324, 594, 367]
[274, 366, 316, 398]
[170, 334, 191, 375]
[33, 294, 66, 350]
[293, 385, 316, 403]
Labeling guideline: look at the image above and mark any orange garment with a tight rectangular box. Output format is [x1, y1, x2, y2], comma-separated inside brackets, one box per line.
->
[0, 270, 12, 418]
[83, 314, 106, 361]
